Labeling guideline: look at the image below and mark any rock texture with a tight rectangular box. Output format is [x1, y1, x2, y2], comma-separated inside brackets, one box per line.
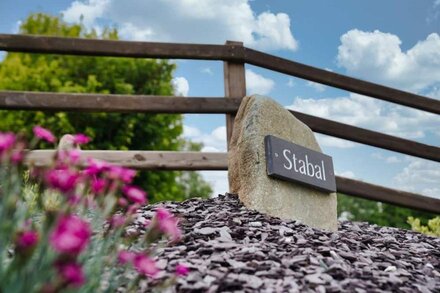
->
[228, 95, 337, 231]
[133, 194, 440, 292]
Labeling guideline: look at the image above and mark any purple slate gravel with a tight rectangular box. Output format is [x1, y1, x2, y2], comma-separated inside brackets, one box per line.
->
[133, 193, 440, 292]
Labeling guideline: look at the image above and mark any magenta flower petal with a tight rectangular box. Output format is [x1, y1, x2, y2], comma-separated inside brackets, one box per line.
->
[133, 254, 159, 277]
[154, 208, 182, 242]
[122, 186, 147, 205]
[45, 169, 80, 193]
[118, 250, 135, 264]
[91, 178, 107, 194]
[175, 264, 189, 276]
[0, 132, 16, 154]
[33, 126, 56, 143]
[73, 134, 91, 145]
[107, 166, 137, 183]
[55, 261, 85, 287]
[16, 230, 39, 250]
[84, 158, 109, 176]
[49, 215, 91, 255]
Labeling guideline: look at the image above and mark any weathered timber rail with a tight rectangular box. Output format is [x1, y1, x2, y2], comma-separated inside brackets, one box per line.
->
[0, 33, 439, 213]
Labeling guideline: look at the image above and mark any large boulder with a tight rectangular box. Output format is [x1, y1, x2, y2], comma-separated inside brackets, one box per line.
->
[228, 95, 337, 231]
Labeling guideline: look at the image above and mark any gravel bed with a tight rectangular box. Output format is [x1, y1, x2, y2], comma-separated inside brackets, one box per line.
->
[134, 194, 440, 292]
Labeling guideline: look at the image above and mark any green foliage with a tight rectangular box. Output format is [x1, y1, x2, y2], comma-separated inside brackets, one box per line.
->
[337, 193, 436, 229]
[0, 13, 211, 201]
[407, 216, 440, 237]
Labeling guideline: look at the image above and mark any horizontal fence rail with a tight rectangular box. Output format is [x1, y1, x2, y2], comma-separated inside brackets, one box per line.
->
[26, 150, 227, 170]
[244, 49, 440, 115]
[0, 34, 241, 61]
[1, 34, 439, 114]
[0, 91, 242, 114]
[26, 150, 440, 214]
[2, 91, 439, 162]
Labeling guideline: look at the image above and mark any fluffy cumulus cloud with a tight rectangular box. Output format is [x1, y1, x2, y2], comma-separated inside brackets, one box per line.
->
[62, 0, 298, 51]
[336, 170, 356, 179]
[306, 81, 326, 92]
[183, 125, 228, 196]
[393, 157, 440, 198]
[183, 125, 227, 152]
[287, 93, 440, 147]
[172, 77, 189, 96]
[337, 29, 440, 94]
[245, 69, 275, 95]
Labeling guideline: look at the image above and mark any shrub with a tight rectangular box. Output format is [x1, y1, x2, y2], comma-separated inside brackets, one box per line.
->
[407, 216, 440, 237]
[0, 127, 188, 292]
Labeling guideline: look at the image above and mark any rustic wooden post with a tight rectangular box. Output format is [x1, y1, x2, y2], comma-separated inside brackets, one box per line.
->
[224, 41, 246, 150]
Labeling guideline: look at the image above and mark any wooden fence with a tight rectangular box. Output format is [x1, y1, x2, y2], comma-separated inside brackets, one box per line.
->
[0, 34, 439, 214]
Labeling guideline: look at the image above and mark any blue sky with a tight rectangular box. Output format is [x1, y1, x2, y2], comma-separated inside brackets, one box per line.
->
[1, 0, 439, 199]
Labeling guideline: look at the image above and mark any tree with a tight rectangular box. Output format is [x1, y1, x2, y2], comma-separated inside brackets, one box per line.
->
[0, 13, 212, 202]
[337, 193, 436, 229]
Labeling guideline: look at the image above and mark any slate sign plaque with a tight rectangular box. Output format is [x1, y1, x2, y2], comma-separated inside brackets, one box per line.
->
[265, 135, 336, 193]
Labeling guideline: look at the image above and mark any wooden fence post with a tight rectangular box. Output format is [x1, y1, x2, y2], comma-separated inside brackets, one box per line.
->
[224, 41, 246, 151]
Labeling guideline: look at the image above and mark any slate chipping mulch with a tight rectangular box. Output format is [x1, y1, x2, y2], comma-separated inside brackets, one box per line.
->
[134, 193, 440, 292]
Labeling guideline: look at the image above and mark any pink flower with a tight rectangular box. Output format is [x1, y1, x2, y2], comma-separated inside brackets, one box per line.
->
[46, 169, 80, 193]
[16, 230, 39, 250]
[133, 254, 159, 277]
[117, 250, 135, 264]
[11, 150, 24, 164]
[49, 215, 91, 255]
[175, 264, 189, 276]
[118, 197, 128, 207]
[33, 126, 56, 143]
[122, 186, 147, 205]
[55, 261, 85, 287]
[91, 178, 107, 194]
[73, 134, 90, 145]
[84, 158, 109, 176]
[57, 150, 81, 165]
[107, 166, 136, 183]
[0, 132, 15, 154]
[109, 214, 126, 228]
[154, 208, 181, 242]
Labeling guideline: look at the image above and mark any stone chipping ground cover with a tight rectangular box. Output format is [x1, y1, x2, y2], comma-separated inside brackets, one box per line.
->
[132, 194, 440, 292]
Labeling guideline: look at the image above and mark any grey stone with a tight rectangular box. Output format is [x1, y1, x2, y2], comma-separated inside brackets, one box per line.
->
[228, 95, 337, 231]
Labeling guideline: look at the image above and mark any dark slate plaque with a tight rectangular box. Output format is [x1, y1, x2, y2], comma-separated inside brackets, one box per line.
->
[265, 135, 336, 193]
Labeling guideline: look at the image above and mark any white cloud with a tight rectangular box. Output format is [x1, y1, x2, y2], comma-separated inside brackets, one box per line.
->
[183, 125, 229, 196]
[336, 170, 356, 179]
[337, 30, 440, 93]
[245, 69, 275, 95]
[371, 152, 402, 164]
[63, 0, 109, 27]
[183, 125, 201, 138]
[385, 156, 401, 164]
[393, 157, 440, 198]
[172, 77, 189, 96]
[315, 134, 355, 149]
[199, 171, 229, 196]
[201, 67, 213, 75]
[12, 21, 22, 34]
[183, 125, 227, 152]
[62, 0, 298, 51]
[286, 78, 295, 88]
[288, 94, 440, 146]
[306, 81, 326, 92]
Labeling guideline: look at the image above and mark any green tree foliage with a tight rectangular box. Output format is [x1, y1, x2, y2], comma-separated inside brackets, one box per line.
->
[337, 193, 436, 229]
[0, 13, 212, 202]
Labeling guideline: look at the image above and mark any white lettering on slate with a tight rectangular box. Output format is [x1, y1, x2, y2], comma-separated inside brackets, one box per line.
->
[283, 149, 326, 181]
